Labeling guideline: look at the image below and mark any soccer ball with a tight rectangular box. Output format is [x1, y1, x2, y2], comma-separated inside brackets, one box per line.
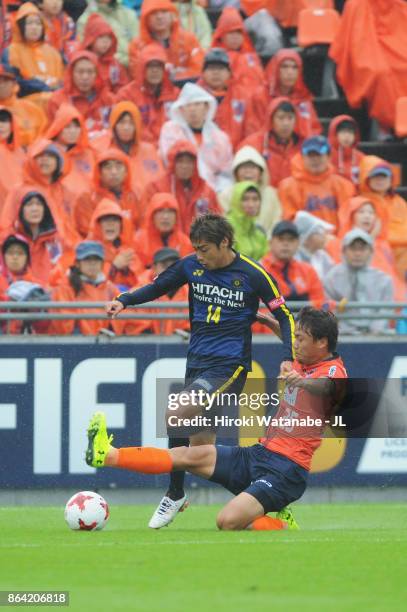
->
[64, 491, 109, 531]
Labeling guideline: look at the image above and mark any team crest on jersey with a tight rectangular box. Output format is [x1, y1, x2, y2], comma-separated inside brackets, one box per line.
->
[328, 365, 337, 378]
[193, 269, 204, 276]
[232, 279, 242, 287]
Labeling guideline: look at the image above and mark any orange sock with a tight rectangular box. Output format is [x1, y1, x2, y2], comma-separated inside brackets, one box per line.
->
[117, 447, 173, 474]
[251, 516, 286, 530]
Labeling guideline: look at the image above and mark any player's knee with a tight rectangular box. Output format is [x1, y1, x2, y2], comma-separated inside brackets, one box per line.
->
[216, 510, 242, 531]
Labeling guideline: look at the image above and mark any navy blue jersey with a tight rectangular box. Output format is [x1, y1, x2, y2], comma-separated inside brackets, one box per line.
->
[117, 252, 295, 370]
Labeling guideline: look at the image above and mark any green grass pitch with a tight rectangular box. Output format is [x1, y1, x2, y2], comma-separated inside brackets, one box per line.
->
[0, 503, 406, 612]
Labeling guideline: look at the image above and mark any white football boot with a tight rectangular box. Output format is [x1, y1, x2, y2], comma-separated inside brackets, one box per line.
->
[148, 494, 188, 529]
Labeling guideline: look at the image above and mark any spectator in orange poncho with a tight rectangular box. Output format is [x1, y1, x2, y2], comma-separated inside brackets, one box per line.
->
[87, 198, 144, 291]
[0, 186, 74, 285]
[46, 103, 95, 197]
[0, 234, 40, 294]
[210, 7, 264, 90]
[134, 193, 192, 268]
[128, 0, 204, 82]
[50, 240, 121, 336]
[47, 50, 113, 140]
[39, 0, 78, 62]
[73, 148, 142, 238]
[115, 43, 179, 144]
[332, 195, 405, 300]
[0, 106, 25, 207]
[81, 13, 128, 93]
[358, 156, 407, 279]
[279, 136, 355, 231]
[141, 140, 220, 233]
[0, 63, 47, 146]
[264, 49, 321, 139]
[0, 234, 50, 335]
[197, 47, 256, 150]
[240, 98, 302, 188]
[328, 115, 364, 186]
[329, 0, 407, 131]
[4, 138, 76, 228]
[2, 3, 64, 97]
[118, 247, 190, 336]
[91, 101, 163, 200]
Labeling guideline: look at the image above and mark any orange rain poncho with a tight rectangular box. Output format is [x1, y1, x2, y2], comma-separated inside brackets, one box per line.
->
[329, 0, 407, 129]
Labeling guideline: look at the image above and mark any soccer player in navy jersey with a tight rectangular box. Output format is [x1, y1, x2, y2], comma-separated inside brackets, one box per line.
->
[106, 214, 295, 528]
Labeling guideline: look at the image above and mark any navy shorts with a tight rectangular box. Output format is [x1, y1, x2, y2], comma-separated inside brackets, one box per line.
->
[184, 364, 247, 398]
[167, 364, 247, 436]
[210, 444, 308, 513]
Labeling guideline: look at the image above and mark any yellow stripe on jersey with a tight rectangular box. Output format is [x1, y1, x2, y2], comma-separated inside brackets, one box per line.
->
[239, 254, 296, 359]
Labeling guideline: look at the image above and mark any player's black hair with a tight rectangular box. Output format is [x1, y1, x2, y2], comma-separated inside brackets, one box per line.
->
[296, 307, 338, 352]
[190, 214, 234, 248]
[273, 101, 296, 115]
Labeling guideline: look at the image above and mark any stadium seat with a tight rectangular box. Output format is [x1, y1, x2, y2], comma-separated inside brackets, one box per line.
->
[297, 8, 341, 47]
[395, 97, 407, 138]
[391, 163, 402, 188]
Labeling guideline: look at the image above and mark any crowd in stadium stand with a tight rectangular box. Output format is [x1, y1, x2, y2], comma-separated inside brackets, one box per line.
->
[0, 0, 406, 336]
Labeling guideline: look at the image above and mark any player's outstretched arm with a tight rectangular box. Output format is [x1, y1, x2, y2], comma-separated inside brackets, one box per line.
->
[106, 258, 189, 317]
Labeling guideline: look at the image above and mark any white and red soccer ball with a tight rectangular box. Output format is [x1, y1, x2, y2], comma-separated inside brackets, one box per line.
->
[64, 491, 109, 531]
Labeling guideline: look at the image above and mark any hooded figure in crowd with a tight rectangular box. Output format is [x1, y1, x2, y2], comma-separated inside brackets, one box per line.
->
[47, 50, 113, 139]
[211, 7, 265, 89]
[227, 181, 268, 261]
[159, 82, 233, 192]
[81, 13, 128, 93]
[264, 49, 321, 139]
[218, 145, 281, 236]
[87, 198, 144, 290]
[141, 139, 220, 233]
[328, 115, 364, 185]
[134, 192, 192, 268]
[115, 44, 179, 144]
[0, 186, 74, 284]
[294, 211, 335, 282]
[358, 156, 407, 279]
[77, 0, 139, 67]
[2, 2, 64, 97]
[240, 98, 302, 188]
[73, 148, 142, 237]
[4, 138, 77, 231]
[92, 100, 163, 199]
[128, 0, 204, 82]
[46, 103, 95, 197]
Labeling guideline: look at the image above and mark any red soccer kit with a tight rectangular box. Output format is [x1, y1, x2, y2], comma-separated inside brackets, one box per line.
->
[260, 354, 348, 470]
